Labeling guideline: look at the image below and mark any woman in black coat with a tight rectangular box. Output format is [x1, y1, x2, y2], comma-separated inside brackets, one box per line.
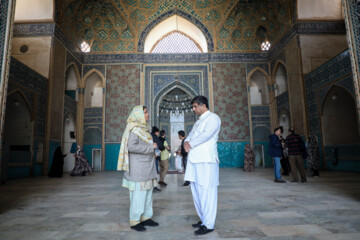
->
[48, 146, 66, 178]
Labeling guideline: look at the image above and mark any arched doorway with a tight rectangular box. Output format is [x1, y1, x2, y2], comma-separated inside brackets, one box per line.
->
[62, 113, 76, 172]
[4, 91, 34, 168]
[321, 85, 360, 145]
[158, 88, 195, 170]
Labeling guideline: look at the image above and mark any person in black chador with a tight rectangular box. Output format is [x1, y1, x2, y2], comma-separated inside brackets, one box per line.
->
[48, 146, 66, 178]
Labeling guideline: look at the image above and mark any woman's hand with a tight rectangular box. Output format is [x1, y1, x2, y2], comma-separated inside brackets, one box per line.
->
[153, 143, 158, 149]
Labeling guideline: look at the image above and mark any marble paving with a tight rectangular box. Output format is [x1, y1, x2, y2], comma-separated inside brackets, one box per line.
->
[1, 169, 360, 240]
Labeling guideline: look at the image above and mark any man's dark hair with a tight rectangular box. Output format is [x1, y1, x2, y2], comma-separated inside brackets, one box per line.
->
[191, 95, 209, 109]
[274, 127, 281, 133]
[151, 126, 159, 133]
[289, 127, 295, 133]
[143, 105, 147, 110]
[279, 126, 283, 133]
[178, 130, 185, 137]
[160, 130, 166, 137]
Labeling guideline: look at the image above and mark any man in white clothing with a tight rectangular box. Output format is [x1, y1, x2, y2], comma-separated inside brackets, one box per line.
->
[184, 95, 221, 236]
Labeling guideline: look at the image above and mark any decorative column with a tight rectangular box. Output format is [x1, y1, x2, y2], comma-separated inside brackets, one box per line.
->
[343, 0, 360, 121]
[0, 0, 15, 181]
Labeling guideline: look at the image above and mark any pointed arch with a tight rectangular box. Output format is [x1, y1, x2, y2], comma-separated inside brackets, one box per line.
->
[320, 85, 360, 145]
[272, 61, 288, 96]
[138, 9, 214, 52]
[6, 89, 34, 121]
[248, 68, 270, 106]
[152, 81, 197, 125]
[82, 69, 105, 87]
[66, 62, 81, 88]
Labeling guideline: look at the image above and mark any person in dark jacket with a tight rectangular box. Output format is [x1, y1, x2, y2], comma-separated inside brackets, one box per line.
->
[268, 127, 286, 183]
[151, 126, 164, 191]
[285, 127, 307, 183]
[178, 130, 190, 186]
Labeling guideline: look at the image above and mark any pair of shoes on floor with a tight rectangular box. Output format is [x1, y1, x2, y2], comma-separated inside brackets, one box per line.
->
[182, 181, 190, 186]
[153, 187, 161, 192]
[194, 225, 214, 235]
[274, 178, 286, 183]
[131, 219, 159, 232]
[158, 181, 167, 186]
[301, 180, 307, 183]
[290, 180, 298, 182]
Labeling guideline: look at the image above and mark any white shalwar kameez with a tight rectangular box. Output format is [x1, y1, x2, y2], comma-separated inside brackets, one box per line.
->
[184, 110, 221, 230]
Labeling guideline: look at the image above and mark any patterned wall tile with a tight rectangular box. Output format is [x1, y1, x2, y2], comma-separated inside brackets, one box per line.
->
[105, 64, 140, 142]
[66, 51, 82, 77]
[64, 95, 77, 117]
[13, 23, 55, 37]
[212, 63, 249, 141]
[83, 65, 106, 77]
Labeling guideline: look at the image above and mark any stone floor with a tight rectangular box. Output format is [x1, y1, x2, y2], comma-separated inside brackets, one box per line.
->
[1, 168, 360, 240]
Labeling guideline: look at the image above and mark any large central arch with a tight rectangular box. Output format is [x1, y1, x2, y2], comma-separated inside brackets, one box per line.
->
[138, 9, 214, 52]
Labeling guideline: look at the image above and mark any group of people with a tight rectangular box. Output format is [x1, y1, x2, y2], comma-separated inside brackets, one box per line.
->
[268, 126, 320, 183]
[48, 144, 92, 178]
[117, 96, 221, 235]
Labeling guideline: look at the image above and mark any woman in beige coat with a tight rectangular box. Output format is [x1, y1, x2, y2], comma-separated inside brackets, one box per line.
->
[117, 105, 159, 232]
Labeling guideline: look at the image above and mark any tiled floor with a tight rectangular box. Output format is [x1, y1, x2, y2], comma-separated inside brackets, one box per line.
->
[1, 168, 360, 240]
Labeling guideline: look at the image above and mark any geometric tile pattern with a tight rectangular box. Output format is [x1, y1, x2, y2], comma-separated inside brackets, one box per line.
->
[105, 64, 140, 142]
[0, 0, 10, 92]
[212, 63, 250, 141]
[246, 63, 270, 75]
[251, 106, 271, 138]
[13, 23, 55, 37]
[83, 65, 106, 77]
[62, 0, 134, 53]
[219, 0, 292, 51]
[64, 95, 77, 118]
[84, 52, 269, 64]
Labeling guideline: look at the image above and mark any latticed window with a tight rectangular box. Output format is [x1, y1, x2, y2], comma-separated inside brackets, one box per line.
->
[81, 41, 91, 53]
[151, 31, 202, 53]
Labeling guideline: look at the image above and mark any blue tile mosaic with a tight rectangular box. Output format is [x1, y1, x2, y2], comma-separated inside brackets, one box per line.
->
[246, 63, 270, 75]
[251, 105, 270, 116]
[13, 23, 55, 37]
[276, 91, 290, 111]
[218, 141, 248, 168]
[83, 128, 102, 145]
[84, 107, 103, 118]
[83, 65, 106, 77]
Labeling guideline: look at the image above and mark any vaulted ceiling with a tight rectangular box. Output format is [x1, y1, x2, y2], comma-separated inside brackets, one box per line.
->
[59, 0, 293, 54]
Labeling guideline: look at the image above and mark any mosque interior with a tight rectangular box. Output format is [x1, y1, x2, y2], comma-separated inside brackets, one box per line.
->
[0, 0, 359, 189]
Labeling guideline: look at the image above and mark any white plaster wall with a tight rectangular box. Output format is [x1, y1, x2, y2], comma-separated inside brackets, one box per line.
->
[11, 37, 52, 78]
[65, 66, 78, 90]
[300, 35, 348, 74]
[63, 114, 75, 172]
[275, 64, 288, 97]
[144, 15, 207, 53]
[298, 0, 343, 20]
[84, 73, 103, 107]
[15, 0, 53, 22]
[250, 71, 269, 105]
